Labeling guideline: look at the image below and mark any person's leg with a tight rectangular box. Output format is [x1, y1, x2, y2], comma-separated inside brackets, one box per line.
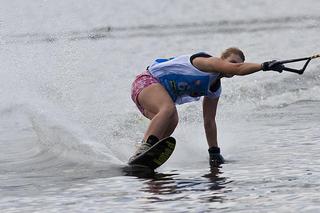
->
[138, 83, 178, 141]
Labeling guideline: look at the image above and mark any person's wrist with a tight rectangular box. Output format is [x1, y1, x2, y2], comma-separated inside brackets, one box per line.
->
[208, 146, 221, 154]
[261, 62, 268, 71]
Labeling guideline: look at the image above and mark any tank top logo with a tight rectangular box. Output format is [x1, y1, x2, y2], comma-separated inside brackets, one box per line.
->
[159, 74, 209, 101]
[155, 58, 175, 63]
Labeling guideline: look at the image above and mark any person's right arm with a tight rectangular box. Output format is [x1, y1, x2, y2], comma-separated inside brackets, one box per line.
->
[192, 57, 262, 76]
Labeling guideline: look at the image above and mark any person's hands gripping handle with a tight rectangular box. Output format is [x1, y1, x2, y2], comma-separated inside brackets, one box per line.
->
[261, 60, 285, 73]
[261, 54, 320, 74]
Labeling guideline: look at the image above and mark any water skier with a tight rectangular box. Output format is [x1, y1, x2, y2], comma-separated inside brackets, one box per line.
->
[130, 47, 283, 166]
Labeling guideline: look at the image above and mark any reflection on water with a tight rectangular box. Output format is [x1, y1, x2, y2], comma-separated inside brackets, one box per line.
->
[122, 164, 156, 178]
[123, 165, 231, 204]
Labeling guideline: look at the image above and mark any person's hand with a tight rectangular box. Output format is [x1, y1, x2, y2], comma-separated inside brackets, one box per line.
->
[209, 153, 224, 167]
[261, 60, 285, 72]
[208, 147, 224, 167]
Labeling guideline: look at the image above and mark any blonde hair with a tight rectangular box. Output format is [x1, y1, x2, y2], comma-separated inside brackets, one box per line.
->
[221, 47, 245, 62]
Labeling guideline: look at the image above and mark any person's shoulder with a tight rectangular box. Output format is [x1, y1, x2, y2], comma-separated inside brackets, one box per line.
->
[190, 52, 213, 64]
[191, 52, 212, 59]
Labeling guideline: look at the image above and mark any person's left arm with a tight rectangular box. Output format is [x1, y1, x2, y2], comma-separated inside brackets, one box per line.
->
[202, 96, 219, 148]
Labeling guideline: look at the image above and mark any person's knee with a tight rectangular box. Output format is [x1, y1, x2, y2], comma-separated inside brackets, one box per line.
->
[172, 113, 179, 128]
[160, 104, 179, 125]
[169, 108, 179, 127]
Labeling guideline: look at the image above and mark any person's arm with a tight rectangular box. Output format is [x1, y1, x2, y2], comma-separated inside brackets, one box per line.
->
[203, 96, 225, 165]
[193, 57, 262, 76]
[202, 96, 219, 148]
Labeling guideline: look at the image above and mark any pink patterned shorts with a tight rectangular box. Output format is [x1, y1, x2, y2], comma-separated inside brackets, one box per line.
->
[131, 70, 159, 115]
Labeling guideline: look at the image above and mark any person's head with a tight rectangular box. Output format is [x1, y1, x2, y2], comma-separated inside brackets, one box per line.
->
[221, 47, 245, 63]
[220, 47, 245, 78]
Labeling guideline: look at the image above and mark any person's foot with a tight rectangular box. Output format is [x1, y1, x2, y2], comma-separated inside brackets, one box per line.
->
[129, 135, 159, 161]
[208, 146, 224, 167]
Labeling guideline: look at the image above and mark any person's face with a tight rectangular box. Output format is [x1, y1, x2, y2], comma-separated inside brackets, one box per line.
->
[225, 53, 244, 64]
[222, 53, 244, 78]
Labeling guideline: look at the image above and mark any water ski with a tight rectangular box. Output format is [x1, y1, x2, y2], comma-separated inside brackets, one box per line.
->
[128, 137, 176, 170]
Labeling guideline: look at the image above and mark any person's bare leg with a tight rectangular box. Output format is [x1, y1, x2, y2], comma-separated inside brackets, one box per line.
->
[138, 83, 178, 141]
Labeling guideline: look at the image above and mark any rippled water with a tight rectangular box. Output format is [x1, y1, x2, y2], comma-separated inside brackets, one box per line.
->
[1, 0, 320, 212]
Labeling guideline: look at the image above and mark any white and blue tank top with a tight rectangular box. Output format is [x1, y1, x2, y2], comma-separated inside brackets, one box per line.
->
[148, 53, 222, 105]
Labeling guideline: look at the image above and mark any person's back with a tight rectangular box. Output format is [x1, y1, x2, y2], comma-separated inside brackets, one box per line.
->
[148, 54, 221, 104]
